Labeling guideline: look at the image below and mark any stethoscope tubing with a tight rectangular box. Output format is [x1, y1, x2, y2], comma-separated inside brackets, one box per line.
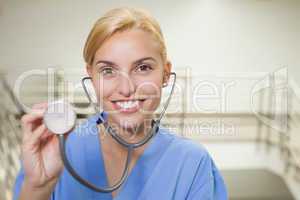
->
[58, 72, 176, 193]
[59, 134, 133, 193]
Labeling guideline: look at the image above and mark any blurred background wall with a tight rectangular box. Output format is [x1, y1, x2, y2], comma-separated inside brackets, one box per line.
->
[0, 0, 299, 81]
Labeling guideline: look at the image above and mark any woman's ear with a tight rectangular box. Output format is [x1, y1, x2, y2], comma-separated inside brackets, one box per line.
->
[163, 61, 172, 87]
[86, 64, 93, 77]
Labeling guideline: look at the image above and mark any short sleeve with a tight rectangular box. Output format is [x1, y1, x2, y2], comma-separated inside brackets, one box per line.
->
[186, 151, 228, 200]
[13, 167, 25, 200]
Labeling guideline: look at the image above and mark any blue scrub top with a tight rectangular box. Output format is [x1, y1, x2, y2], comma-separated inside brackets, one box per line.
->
[13, 114, 228, 200]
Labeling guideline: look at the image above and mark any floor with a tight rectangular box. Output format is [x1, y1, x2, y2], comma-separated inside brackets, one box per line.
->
[222, 169, 295, 200]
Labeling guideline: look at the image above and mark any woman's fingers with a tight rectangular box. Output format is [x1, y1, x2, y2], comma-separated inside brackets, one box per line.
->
[22, 123, 46, 147]
[21, 113, 43, 132]
[21, 102, 49, 142]
[30, 124, 47, 146]
[40, 129, 54, 140]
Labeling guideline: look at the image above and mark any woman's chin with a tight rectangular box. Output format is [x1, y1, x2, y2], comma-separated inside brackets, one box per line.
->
[119, 119, 141, 130]
[108, 110, 154, 132]
[110, 115, 142, 130]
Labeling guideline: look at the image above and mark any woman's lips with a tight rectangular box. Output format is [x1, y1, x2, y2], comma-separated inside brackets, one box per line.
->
[111, 99, 146, 113]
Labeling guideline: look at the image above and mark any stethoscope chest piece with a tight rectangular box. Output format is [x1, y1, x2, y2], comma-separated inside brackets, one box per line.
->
[43, 100, 77, 135]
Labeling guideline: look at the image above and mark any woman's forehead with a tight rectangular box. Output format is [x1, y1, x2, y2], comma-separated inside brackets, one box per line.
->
[93, 29, 162, 65]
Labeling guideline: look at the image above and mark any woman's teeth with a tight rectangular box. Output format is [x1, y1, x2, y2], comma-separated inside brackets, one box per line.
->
[116, 100, 139, 109]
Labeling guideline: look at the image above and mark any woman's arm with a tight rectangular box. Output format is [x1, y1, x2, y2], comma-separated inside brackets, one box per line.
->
[18, 177, 57, 200]
[14, 102, 65, 200]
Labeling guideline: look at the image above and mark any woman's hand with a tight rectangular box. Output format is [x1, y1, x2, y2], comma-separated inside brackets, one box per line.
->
[20, 102, 64, 188]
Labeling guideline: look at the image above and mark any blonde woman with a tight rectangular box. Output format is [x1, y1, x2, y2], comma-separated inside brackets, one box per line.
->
[13, 7, 227, 200]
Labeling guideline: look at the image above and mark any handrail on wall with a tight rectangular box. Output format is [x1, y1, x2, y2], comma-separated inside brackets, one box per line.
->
[0, 70, 300, 200]
[255, 72, 300, 181]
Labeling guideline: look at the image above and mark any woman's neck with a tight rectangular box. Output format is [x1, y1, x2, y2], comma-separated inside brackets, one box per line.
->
[98, 117, 154, 157]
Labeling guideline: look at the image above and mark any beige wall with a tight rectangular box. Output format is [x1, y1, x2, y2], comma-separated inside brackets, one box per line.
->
[0, 0, 299, 82]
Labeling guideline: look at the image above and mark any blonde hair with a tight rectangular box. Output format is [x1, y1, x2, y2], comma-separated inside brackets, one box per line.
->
[83, 7, 168, 66]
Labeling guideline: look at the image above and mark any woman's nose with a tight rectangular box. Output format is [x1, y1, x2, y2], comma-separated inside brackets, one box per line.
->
[117, 72, 135, 97]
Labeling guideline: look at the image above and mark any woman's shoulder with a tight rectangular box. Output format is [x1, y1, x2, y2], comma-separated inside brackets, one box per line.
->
[156, 128, 228, 199]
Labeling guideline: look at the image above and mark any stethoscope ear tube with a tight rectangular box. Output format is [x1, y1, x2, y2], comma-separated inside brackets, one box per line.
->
[58, 134, 133, 193]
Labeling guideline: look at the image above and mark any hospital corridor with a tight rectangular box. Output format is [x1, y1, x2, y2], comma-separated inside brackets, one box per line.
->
[1, 0, 300, 200]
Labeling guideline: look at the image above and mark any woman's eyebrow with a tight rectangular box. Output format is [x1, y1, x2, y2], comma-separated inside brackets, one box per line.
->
[95, 60, 116, 66]
[95, 57, 157, 66]
[133, 57, 157, 64]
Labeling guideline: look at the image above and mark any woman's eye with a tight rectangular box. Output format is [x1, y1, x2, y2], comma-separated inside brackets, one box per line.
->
[100, 67, 115, 76]
[136, 64, 152, 72]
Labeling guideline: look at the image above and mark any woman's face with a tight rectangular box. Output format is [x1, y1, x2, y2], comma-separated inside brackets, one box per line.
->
[87, 29, 170, 131]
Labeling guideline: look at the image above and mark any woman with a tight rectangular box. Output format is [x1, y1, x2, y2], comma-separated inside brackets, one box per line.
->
[13, 7, 227, 200]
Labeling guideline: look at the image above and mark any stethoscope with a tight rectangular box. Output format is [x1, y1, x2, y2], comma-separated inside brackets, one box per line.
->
[43, 72, 177, 193]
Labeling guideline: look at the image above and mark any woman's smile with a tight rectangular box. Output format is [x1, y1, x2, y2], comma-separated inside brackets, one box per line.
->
[111, 99, 146, 114]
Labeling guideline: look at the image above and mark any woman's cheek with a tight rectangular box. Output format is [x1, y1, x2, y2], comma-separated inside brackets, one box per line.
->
[141, 87, 162, 113]
[93, 84, 111, 110]
[136, 80, 162, 98]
